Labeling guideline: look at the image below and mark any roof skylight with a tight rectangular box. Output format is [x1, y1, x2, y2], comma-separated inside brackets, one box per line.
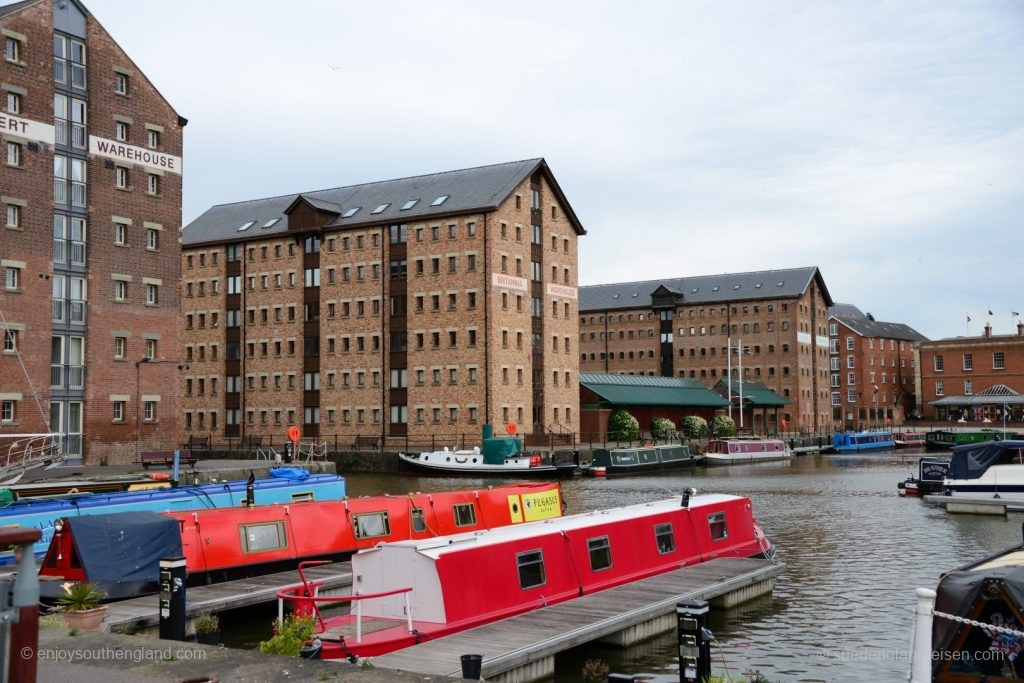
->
[431, 195, 449, 206]
[400, 199, 419, 211]
[261, 218, 280, 229]
[237, 221, 255, 232]
[372, 203, 390, 214]
[342, 207, 360, 218]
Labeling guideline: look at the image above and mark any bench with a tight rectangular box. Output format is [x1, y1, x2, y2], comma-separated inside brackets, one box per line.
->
[351, 435, 380, 450]
[182, 436, 210, 451]
[236, 435, 263, 454]
[140, 450, 197, 470]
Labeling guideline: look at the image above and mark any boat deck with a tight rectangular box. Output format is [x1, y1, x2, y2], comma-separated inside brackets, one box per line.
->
[96, 561, 352, 634]
[372, 556, 783, 679]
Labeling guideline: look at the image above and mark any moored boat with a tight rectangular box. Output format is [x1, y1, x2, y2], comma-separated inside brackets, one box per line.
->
[925, 429, 1015, 450]
[279, 492, 774, 659]
[703, 438, 790, 465]
[907, 531, 1024, 681]
[938, 440, 1024, 500]
[0, 470, 346, 565]
[38, 481, 563, 600]
[397, 425, 577, 477]
[588, 443, 699, 474]
[830, 430, 895, 453]
[894, 431, 927, 449]
[897, 457, 950, 497]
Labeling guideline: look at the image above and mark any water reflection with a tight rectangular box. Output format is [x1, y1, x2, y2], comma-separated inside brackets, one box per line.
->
[344, 452, 1021, 681]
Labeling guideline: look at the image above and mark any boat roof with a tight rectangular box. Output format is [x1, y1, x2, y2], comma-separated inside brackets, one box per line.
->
[948, 440, 1024, 480]
[369, 494, 745, 559]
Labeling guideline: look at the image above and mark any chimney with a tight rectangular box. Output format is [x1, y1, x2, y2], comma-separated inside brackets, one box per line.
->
[1018, 322, 1024, 336]
[984, 323, 992, 338]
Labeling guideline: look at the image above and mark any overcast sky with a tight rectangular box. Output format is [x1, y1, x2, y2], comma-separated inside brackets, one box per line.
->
[86, 0, 1023, 340]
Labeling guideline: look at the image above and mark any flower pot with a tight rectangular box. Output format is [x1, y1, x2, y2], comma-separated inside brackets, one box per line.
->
[195, 630, 220, 646]
[63, 606, 107, 631]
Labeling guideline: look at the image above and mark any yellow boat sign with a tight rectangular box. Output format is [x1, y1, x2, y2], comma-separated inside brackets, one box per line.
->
[508, 488, 562, 523]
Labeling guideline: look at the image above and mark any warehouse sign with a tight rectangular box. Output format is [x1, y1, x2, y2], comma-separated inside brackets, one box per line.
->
[547, 283, 577, 300]
[492, 273, 528, 292]
[90, 136, 182, 175]
[0, 112, 55, 145]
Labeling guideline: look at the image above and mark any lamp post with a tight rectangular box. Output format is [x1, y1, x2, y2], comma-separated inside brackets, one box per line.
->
[872, 385, 879, 430]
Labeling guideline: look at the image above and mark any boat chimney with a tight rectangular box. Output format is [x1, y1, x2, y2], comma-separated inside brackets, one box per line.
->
[245, 470, 255, 508]
[482, 423, 494, 440]
[1018, 322, 1024, 337]
[984, 323, 992, 338]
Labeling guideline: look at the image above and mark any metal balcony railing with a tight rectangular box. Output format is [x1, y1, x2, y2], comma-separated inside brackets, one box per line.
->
[52, 239, 66, 264]
[66, 365, 84, 390]
[69, 301, 86, 324]
[51, 299, 64, 323]
[54, 178, 67, 205]
[50, 365, 62, 389]
[69, 241, 85, 266]
[71, 123, 86, 149]
[54, 119, 67, 145]
[71, 182, 86, 208]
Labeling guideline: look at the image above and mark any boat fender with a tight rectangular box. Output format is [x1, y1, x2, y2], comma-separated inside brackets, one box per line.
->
[149, 473, 170, 481]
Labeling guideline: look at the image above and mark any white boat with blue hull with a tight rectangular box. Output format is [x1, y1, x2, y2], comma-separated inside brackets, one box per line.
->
[939, 439, 1024, 500]
[830, 430, 895, 452]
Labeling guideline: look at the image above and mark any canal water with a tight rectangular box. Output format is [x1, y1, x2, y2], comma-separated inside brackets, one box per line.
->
[228, 453, 1021, 681]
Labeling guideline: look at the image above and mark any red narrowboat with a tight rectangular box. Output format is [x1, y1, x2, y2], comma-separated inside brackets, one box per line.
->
[39, 482, 563, 600]
[279, 492, 774, 658]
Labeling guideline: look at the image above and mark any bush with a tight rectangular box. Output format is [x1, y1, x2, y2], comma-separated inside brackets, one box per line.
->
[608, 409, 640, 442]
[679, 415, 708, 439]
[259, 614, 316, 657]
[710, 414, 736, 437]
[194, 613, 219, 634]
[650, 418, 676, 440]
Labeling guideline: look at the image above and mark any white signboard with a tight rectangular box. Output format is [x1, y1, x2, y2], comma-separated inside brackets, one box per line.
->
[0, 113, 55, 145]
[491, 273, 528, 292]
[816, 335, 829, 348]
[546, 283, 578, 300]
[796, 331, 812, 345]
[89, 136, 182, 175]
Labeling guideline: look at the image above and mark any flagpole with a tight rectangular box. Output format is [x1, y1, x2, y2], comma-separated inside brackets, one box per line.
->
[727, 336, 733, 422]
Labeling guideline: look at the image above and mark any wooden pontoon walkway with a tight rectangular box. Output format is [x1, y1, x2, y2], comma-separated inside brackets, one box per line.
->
[95, 561, 352, 633]
[372, 556, 784, 680]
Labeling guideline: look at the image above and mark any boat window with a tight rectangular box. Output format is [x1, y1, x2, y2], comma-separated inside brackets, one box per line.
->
[707, 512, 728, 541]
[453, 503, 477, 527]
[517, 549, 545, 589]
[587, 536, 612, 571]
[240, 522, 287, 553]
[353, 511, 391, 539]
[655, 522, 676, 554]
[290, 491, 314, 502]
[411, 508, 426, 533]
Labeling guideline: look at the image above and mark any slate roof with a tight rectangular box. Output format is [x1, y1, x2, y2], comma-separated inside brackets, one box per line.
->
[829, 303, 866, 319]
[579, 267, 831, 311]
[182, 158, 585, 246]
[931, 385, 1024, 406]
[830, 310, 927, 342]
[580, 372, 730, 408]
[0, 0, 39, 18]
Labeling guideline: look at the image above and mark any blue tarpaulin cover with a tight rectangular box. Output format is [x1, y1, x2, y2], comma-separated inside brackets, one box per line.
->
[67, 511, 181, 593]
[268, 467, 310, 480]
[947, 440, 1024, 480]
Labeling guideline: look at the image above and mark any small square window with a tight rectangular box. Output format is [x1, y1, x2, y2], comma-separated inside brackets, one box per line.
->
[147, 129, 159, 149]
[115, 121, 128, 141]
[115, 72, 129, 95]
[147, 174, 159, 195]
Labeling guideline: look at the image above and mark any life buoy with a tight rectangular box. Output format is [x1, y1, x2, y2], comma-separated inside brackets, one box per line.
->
[149, 472, 170, 481]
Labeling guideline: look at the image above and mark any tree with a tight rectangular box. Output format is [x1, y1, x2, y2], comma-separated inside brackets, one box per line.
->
[650, 417, 676, 440]
[608, 408, 640, 442]
[710, 414, 736, 437]
[679, 415, 708, 439]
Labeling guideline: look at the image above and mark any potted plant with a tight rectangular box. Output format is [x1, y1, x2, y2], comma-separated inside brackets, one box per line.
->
[193, 612, 220, 645]
[57, 582, 107, 631]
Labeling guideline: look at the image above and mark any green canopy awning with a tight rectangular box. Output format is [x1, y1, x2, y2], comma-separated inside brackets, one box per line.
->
[581, 373, 730, 408]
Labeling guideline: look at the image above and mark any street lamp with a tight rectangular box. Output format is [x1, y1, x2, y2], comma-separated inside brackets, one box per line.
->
[872, 385, 879, 430]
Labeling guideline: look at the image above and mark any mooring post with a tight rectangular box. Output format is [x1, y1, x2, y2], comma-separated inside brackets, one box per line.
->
[908, 588, 936, 682]
[158, 556, 188, 641]
[677, 600, 710, 683]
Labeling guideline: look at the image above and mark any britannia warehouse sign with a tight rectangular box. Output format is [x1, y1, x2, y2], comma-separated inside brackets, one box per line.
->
[89, 136, 182, 175]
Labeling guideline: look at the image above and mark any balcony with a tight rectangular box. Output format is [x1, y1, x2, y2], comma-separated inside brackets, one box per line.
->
[53, 239, 66, 264]
[69, 300, 86, 324]
[50, 364, 85, 390]
[54, 178, 67, 205]
[53, 239, 86, 267]
[52, 299, 64, 323]
[71, 182, 86, 208]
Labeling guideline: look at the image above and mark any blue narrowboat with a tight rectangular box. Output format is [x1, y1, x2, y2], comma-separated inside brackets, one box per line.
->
[0, 471, 345, 564]
[830, 430, 895, 453]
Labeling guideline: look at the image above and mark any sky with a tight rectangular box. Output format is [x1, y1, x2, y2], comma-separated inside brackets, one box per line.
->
[83, 0, 1024, 340]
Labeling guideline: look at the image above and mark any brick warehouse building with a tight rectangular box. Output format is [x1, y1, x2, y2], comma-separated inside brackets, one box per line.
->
[916, 323, 1024, 423]
[179, 159, 584, 444]
[0, 0, 184, 463]
[828, 304, 926, 428]
[578, 267, 834, 432]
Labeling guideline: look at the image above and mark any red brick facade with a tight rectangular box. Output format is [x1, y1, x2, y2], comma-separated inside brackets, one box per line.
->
[180, 161, 583, 444]
[579, 269, 833, 431]
[0, 0, 183, 463]
[917, 324, 1024, 422]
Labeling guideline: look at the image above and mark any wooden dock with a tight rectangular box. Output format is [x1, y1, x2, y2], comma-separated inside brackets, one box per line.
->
[372, 556, 783, 682]
[97, 560, 352, 635]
